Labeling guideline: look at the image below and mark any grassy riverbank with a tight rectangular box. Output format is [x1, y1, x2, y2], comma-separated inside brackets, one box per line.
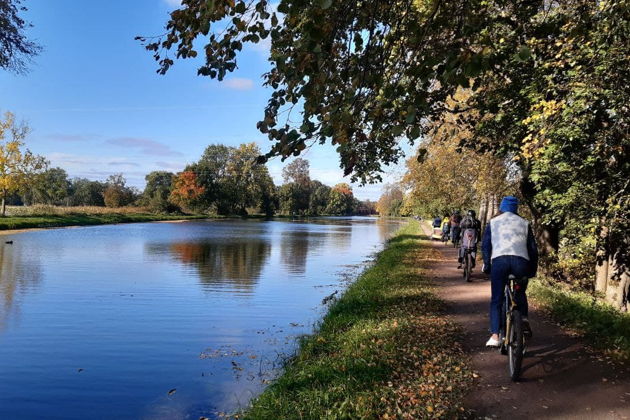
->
[0, 206, 205, 231]
[244, 220, 473, 419]
[529, 279, 630, 360]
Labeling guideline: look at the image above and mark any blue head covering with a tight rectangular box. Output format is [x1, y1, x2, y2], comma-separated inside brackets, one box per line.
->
[499, 196, 518, 214]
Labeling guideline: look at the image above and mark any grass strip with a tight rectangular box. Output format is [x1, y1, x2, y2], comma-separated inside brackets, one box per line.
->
[529, 279, 630, 360]
[0, 213, 206, 231]
[244, 220, 473, 419]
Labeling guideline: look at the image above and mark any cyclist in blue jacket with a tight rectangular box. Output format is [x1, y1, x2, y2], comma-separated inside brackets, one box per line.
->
[482, 196, 538, 347]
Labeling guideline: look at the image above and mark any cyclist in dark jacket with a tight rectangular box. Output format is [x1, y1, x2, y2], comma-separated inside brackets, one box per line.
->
[481, 196, 538, 347]
[450, 210, 462, 245]
[458, 209, 481, 269]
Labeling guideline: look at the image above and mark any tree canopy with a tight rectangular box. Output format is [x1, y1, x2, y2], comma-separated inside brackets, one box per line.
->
[140, 0, 629, 306]
[0, 112, 46, 215]
[139, 0, 568, 183]
[0, 0, 41, 74]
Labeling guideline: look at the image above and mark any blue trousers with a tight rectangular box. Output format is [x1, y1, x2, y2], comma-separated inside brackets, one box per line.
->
[490, 255, 530, 334]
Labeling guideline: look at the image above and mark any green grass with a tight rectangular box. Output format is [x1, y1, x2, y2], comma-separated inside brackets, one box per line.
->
[243, 221, 472, 419]
[0, 213, 206, 231]
[529, 278, 630, 360]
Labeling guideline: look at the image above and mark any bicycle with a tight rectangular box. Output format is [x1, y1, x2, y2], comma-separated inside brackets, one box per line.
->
[498, 274, 529, 381]
[461, 248, 474, 282]
[441, 230, 450, 244]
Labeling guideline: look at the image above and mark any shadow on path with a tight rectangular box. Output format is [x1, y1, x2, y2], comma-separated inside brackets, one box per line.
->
[420, 224, 630, 420]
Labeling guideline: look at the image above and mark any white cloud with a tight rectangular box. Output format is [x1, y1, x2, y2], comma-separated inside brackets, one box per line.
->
[106, 137, 183, 157]
[163, 0, 181, 8]
[220, 78, 254, 91]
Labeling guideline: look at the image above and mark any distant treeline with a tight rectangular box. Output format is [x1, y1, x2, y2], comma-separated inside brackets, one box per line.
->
[8, 143, 376, 217]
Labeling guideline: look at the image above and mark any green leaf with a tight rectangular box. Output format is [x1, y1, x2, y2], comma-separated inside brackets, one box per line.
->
[518, 45, 532, 61]
[318, 0, 333, 10]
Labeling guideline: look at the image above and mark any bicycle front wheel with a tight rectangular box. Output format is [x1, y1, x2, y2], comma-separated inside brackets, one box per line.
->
[508, 309, 524, 381]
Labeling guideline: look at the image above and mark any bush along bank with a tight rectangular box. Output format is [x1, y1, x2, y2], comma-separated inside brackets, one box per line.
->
[529, 278, 630, 361]
[243, 220, 473, 419]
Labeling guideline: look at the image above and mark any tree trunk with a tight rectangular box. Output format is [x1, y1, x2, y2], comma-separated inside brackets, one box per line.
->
[1, 190, 5, 217]
[519, 168, 561, 258]
[605, 253, 630, 311]
[479, 194, 489, 232]
[595, 220, 609, 294]
[535, 224, 560, 257]
[618, 272, 630, 312]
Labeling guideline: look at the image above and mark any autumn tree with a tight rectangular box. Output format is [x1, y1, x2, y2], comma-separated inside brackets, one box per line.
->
[402, 95, 516, 223]
[376, 184, 404, 217]
[103, 174, 135, 208]
[187, 143, 276, 215]
[168, 170, 205, 211]
[0, 112, 46, 215]
[282, 158, 310, 186]
[0, 0, 41, 73]
[325, 183, 354, 216]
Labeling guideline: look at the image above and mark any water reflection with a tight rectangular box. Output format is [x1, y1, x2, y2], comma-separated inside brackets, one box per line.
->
[376, 217, 399, 242]
[0, 218, 403, 420]
[279, 229, 327, 274]
[147, 240, 271, 291]
[0, 244, 42, 331]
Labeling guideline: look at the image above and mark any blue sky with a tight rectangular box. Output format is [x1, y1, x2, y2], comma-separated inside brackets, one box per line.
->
[0, 0, 405, 200]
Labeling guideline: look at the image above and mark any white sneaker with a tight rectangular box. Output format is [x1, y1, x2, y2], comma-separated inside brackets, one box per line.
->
[485, 336, 500, 347]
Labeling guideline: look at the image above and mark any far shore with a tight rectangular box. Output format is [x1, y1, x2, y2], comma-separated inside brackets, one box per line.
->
[0, 211, 384, 235]
[0, 213, 208, 234]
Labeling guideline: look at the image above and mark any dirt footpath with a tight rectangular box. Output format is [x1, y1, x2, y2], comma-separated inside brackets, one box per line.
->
[421, 227, 630, 419]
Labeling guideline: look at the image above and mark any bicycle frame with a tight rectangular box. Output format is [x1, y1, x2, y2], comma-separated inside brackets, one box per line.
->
[501, 276, 520, 343]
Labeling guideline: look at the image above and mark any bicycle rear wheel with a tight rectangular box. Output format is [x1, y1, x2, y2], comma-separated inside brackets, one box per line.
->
[508, 309, 524, 381]
[464, 253, 471, 282]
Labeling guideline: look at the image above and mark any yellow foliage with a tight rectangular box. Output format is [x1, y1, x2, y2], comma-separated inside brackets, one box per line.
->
[0, 112, 47, 214]
[403, 91, 516, 216]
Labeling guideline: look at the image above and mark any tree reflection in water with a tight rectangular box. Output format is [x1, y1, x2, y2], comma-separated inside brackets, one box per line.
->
[149, 239, 271, 291]
[279, 228, 328, 274]
[0, 244, 42, 331]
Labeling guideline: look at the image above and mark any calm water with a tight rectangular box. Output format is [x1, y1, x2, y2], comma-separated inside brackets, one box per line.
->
[0, 217, 402, 420]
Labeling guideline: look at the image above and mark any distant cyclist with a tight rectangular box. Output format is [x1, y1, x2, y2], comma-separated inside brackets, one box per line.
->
[432, 216, 442, 228]
[441, 214, 451, 240]
[450, 210, 462, 245]
[458, 210, 481, 269]
[482, 196, 538, 347]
